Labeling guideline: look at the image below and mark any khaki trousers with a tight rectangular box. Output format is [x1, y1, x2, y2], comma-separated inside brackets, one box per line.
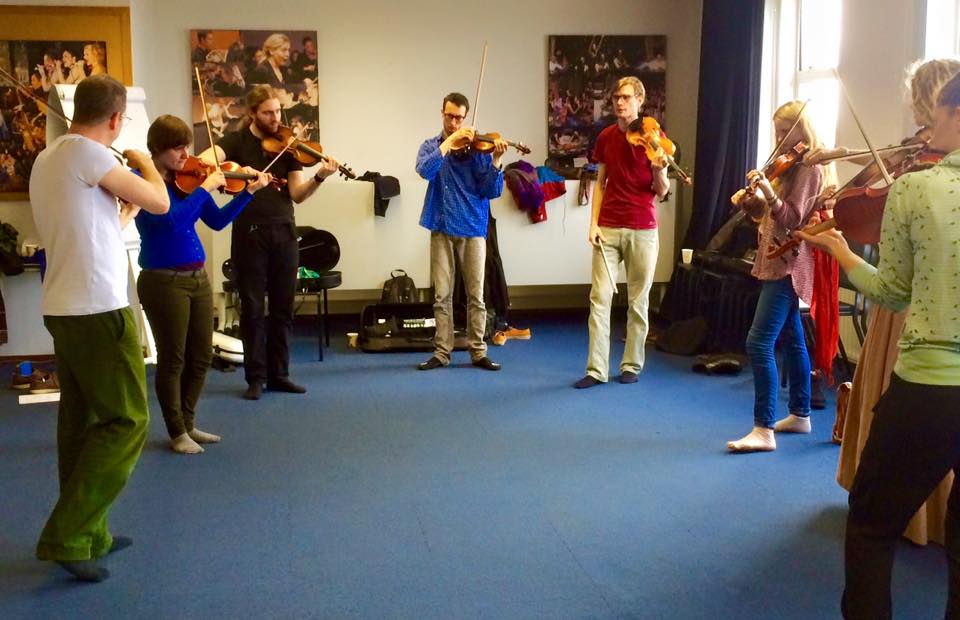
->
[586, 227, 659, 382]
[430, 231, 487, 363]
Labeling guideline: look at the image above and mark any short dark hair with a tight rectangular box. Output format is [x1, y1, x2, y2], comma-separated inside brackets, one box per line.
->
[937, 71, 960, 108]
[302, 36, 314, 45]
[197, 30, 211, 41]
[442, 92, 469, 113]
[72, 74, 126, 126]
[147, 114, 193, 155]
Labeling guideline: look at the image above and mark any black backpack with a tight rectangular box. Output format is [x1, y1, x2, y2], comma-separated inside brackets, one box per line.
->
[380, 269, 417, 304]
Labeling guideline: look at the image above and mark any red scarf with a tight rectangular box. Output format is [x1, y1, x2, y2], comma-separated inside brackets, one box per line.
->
[809, 246, 839, 382]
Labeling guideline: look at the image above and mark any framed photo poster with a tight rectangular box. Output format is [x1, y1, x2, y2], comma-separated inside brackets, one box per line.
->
[0, 5, 132, 200]
[547, 35, 666, 166]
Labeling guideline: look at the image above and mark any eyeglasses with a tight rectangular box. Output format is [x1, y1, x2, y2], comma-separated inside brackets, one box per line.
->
[120, 113, 133, 125]
[443, 113, 465, 122]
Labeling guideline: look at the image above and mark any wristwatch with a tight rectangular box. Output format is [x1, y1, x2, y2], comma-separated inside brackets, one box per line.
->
[313, 171, 326, 184]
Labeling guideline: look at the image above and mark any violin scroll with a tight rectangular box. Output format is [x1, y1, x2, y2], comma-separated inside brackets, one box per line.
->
[625, 117, 692, 185]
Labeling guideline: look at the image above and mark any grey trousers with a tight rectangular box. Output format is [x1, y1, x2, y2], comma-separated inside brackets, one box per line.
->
[586, 227, 659, 382]
[430, 231, 487, 363]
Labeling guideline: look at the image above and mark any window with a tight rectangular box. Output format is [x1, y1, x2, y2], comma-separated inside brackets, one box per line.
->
[925, 0, 960, 57]
[758, 0, 844, 164]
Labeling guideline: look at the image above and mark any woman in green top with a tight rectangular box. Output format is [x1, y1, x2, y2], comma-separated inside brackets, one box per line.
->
[798, 72, 960, 619]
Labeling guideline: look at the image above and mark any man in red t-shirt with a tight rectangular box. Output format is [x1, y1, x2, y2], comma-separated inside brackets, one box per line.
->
[574, 76, 669, 389]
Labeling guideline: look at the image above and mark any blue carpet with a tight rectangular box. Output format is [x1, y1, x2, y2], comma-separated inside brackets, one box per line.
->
[0, 313, 948, 619]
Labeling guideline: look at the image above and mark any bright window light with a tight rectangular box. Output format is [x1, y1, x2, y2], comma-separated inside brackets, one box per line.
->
[925, 0, 960, 57]
[799, 0, 842, 70]
[797, 79, 839, 148]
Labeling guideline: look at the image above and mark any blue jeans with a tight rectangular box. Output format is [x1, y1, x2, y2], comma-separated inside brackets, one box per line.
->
[746, 277, 811, 429]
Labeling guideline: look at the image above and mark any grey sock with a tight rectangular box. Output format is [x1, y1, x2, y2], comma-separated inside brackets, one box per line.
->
[57, 559, 110, 582]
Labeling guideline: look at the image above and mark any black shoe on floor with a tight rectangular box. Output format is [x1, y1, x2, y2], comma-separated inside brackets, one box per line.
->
[574, 375, 602, 389]
[418, 356, 445, 371]
[57, 559, 110, 582]
[472, 357, 501, 371]
[266, 377, 307, 393]
[810, 371, 826, 410]
[108, 536, 132, 554]
[242, 382, 263, 400]
[619, 371, 638, 384]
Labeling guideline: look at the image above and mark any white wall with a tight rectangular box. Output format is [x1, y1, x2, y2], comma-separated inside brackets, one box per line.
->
[835, 0, 927, 158]
[129, 0, 703, 291]
[0, 0, 702, 355]
[832, 0, 927, 359]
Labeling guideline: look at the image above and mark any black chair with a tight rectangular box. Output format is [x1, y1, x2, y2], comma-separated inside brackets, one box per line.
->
[296, 226, 341, 361]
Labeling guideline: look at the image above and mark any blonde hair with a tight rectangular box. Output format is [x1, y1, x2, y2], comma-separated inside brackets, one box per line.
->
[615, 76, 645, 102]
[772, 100, 837, 194]
[262, 33, 290, 60]
[907, 58, 960, 127]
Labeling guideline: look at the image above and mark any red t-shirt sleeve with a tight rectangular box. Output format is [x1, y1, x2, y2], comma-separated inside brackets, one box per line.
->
[592, 130, 606, 164]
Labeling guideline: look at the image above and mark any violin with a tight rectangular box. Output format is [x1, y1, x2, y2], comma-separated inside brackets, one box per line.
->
[625, 117, 692, 185]
[452, 131, 531, 155]
[731, 141, 807, 221]
[765, 128, 938, 259]
[261, 125, 357, 180]
[174, 155, 284, 195]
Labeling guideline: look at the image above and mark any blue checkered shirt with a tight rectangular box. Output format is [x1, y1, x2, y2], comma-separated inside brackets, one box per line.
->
[416, 133, 504, 238]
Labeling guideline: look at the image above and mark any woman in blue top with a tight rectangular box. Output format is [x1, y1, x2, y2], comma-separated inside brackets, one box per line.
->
[133, 115, 271, 454]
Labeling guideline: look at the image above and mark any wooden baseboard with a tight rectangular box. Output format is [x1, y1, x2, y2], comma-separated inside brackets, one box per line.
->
[0, 354, 55, 363]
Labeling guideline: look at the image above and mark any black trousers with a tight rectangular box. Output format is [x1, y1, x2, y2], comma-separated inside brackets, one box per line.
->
[231, 222, 298, 384]
[843, 374, 960, 619]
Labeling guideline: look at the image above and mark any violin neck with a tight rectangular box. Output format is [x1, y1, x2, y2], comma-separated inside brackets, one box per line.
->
[295, 142, 325, 161]
[223, 171, 256, 181]
[664, 154, 692, 184]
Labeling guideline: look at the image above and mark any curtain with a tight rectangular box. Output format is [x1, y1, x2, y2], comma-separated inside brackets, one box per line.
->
[683, 0, 766, 249]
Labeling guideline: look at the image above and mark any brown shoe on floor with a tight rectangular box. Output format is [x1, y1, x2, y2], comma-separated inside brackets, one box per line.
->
[29, 370, 60, 394]
[11, 368, 32, 390]
[504, 327, 531, 340]
[471, 357, 501, 371]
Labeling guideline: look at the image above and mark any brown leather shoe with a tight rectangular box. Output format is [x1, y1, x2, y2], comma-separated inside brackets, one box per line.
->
[29, 370, 60, 394]
[11, 368, 32, 390]
[471, 357, 501, 371]
[503, 327, 531, 340]
[417, 356, 445, 371]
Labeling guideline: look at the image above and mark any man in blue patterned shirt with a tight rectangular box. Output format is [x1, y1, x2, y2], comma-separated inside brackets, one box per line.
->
[415, 92, 507, 371]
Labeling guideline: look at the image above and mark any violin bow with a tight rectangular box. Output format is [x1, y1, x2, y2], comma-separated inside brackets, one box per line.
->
[834, 69, 894, 187]
[761, 99, 809, 170]
[470, 42, 489, 130]
[0, 65, 126, 159]
[194, 66, 222, 174]
[597, 242, 619, 294]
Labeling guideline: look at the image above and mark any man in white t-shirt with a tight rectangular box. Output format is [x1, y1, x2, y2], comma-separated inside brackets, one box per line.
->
[29, 75, 169, 583]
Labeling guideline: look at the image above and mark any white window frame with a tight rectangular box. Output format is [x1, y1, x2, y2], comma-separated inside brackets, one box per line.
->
[758, 0, 842, 165]
[924, 0, 960, 57]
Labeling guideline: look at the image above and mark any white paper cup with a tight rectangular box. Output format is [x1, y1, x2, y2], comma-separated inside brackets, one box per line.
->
[347, 332, 358, 348]
[681, 248, 694, 264]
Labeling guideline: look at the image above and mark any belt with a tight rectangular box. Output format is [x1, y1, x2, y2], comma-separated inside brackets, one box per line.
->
[145, 268, 206, 278]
